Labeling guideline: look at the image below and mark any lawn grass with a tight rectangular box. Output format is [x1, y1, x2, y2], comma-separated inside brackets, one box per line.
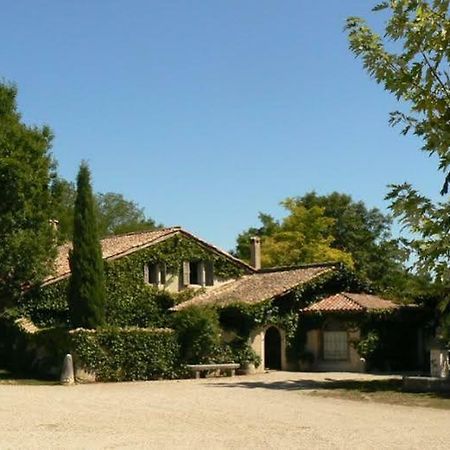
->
[307, 378, 450, 410]
[0, 369, 57, 386]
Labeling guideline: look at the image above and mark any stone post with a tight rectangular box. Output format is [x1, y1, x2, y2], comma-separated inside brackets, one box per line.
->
[60, 354, 75, 385]
[430, 348, 450, 378]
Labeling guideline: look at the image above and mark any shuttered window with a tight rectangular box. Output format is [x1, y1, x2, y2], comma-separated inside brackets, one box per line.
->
[182, 261, 213, 286]
[145, 263, 166, 286]
[182, 261, 190, 286]
[323, 331, 348, 361]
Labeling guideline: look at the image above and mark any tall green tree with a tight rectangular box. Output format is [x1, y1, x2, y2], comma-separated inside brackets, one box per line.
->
[346, 1, 450, 340]
[234, 213, 278, 261]
[50, 177, 77, 243]
[234, 192, 426, 297]
[0, 82, 56, 308]
[235, 197, 354, 268]
[297, 192, 409, 292]
[96, 192, 158, 236]
[68, 163, 106, 328]
[346, 0, 450, 194]
[50, 178, 159, 242]
[387, 184, 450, 341]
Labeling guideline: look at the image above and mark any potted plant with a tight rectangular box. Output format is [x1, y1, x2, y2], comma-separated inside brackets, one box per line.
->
[235, 345, 261, 375]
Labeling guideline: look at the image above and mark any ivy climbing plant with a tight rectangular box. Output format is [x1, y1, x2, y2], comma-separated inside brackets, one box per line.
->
[19, 235, 247, 328]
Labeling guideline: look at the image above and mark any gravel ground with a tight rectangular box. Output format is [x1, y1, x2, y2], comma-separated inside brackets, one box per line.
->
[1, 371, 449, 449]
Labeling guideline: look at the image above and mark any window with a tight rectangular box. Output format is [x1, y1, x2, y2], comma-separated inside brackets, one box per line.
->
[145, 263, 166, 286]
[182, 261, 214, 287]
[323, 331, 348, 361]
[189, 261, 201, 285]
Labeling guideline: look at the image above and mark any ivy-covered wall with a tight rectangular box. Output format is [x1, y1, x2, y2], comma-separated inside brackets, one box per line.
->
[219, 268, 354, 364]
[297, 308, 429, 371]
[20, 235, 246, 328]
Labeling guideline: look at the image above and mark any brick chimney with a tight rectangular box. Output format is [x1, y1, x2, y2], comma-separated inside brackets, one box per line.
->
[250, 236, 261, 270]
[49, 219, 59, 233]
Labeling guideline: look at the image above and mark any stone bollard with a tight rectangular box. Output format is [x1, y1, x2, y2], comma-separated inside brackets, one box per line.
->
[60, 354, 75, 385]
[430, 349, 450, 379]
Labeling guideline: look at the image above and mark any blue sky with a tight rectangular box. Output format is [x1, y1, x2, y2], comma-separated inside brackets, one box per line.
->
[1, 1, 442, 250]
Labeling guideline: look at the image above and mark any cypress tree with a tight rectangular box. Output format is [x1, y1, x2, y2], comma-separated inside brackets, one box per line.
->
[68, 162, 106, 328]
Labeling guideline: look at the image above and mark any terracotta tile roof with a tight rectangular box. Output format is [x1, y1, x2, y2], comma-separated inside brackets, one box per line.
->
[172, 264, 336, 311]
[302, 292, 399, 313]
[44, 227, 253, 285]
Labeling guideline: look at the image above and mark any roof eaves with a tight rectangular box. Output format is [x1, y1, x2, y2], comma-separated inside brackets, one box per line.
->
[177, 229, 255, 273]
[269, 267, 335, 303]
[256, 261, 340, 274]
[43, 227, 180, 286]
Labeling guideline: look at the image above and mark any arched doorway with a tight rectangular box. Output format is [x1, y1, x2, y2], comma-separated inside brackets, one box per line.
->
[264, 326, 281, 370]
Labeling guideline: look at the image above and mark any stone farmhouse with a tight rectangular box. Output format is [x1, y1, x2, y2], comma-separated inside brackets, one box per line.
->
[37, 226, 424, 373]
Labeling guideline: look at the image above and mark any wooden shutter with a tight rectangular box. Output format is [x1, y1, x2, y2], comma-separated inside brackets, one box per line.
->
[160, 263, 167, 285]
[182, 261, 190, 286]
[205, 261, 214, 286]
[143, 264, 149, 284]
[198, 262, 205, 286]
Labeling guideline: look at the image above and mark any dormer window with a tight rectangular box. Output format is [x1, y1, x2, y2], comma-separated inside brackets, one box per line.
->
[145, 263, 166, 286]
[182, 261, 214, 287]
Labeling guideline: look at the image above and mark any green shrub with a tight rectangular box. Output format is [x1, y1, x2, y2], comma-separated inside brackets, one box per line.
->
[230, 343, 261, 367]
[355, 331, 380, 359]
[70, 327, 180, 381]
[171, 306, 226, 364]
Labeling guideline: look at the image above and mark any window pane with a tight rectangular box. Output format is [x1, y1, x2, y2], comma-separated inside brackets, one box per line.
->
[323, 331, 348, 360]
[149, 264, 159, 284]
[189, 262, 199, 285]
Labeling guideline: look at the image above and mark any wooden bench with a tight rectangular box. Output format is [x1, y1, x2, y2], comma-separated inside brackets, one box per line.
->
[186, 363, 240, 379]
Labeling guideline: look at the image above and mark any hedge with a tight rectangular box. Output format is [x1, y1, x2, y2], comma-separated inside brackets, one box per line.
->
[70, 327, 180, 381]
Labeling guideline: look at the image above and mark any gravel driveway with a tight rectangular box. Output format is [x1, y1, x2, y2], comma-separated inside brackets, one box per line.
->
[1, 371, 449, 449]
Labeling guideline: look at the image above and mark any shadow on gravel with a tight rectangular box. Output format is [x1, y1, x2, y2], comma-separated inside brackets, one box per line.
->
[207, 377, 450, 399]
[0, 369, 57, 385]
[207, 378, 401, 391]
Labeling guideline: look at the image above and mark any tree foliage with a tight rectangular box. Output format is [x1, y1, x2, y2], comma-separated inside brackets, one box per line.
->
[51, 178, 158, 242]
[0, 82, 56, 308]
[235, 196, 354, 269]
[387, 183, 450, 339]
[96, 192, 158, 236]
[346, 1, 450, 341]
[68, 163, 106, 328]
[346, 0, 450, 194]
[234, 192, 429, 296]
[297, 192, 411, 292]
[262, 199, 355, 268]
